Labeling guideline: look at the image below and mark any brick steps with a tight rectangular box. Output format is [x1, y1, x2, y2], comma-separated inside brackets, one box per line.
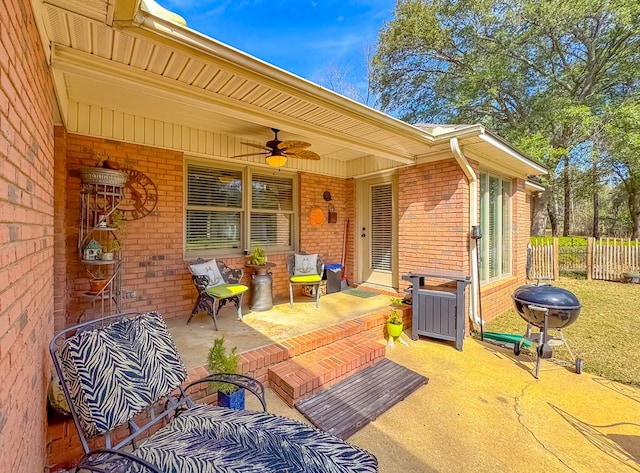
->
[235, 304, 411, 407]
[268, 332, 386, 407]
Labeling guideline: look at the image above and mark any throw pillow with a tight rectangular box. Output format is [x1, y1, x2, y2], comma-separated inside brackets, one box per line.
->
[294, 254, 318, 276]
[190, 259, 225, 288]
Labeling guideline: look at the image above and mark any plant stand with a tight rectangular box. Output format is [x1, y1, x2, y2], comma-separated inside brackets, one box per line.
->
[77, 168, 127, 321]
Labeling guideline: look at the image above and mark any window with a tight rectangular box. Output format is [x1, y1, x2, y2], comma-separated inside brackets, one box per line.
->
[479, 172, 512, 282]
[185, 161, 296, 257]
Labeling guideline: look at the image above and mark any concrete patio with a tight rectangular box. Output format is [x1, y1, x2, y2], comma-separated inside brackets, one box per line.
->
[167, 292, 640, 472]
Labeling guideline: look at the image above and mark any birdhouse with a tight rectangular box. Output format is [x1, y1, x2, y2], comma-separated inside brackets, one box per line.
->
[83, 239, 102, 261]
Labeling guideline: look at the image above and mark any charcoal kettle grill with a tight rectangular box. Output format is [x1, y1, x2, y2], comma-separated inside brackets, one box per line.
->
[511, 281, 583, 378]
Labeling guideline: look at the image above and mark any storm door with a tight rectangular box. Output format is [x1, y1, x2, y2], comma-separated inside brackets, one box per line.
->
[359, 177, 397, 288]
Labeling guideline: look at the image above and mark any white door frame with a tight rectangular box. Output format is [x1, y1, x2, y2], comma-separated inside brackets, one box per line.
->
[355, 173, 398, 290]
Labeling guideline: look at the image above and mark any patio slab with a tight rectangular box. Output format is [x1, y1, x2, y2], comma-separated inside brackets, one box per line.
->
[168, 293, 640, 472]
[248, 335, 640, 472]
[166, 290, 391, 369]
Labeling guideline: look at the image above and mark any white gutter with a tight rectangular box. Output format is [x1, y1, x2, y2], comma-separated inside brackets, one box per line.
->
[525, 180, 545, 193]
[479, 133, 547, 175]
[450, 137, 481, 330]
[125, 2, 436, 147]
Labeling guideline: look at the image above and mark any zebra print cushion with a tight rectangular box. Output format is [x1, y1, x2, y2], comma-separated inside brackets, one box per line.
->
[58, 312, 187, 438]
[134, 404, 378, 472]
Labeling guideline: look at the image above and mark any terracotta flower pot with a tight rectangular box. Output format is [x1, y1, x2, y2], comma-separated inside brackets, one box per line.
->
[89, 278, 108, 293]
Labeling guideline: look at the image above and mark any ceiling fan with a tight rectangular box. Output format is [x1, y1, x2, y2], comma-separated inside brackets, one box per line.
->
[234, 128, 320, 168]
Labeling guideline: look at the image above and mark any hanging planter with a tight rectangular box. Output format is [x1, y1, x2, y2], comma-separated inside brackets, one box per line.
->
[80, 167, 127, 187]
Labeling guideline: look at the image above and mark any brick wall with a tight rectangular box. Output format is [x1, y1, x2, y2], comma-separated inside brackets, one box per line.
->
[53, 127, 68, 333]
[398, 159, 470, 282]
[0, 0, 55, 471]
[62, 134, 192, 326]
[298, 172, 351, 289]
[397, 158, 531, 324]
[60, 144, 357, 325]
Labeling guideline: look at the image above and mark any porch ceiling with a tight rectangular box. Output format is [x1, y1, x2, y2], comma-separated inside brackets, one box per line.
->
[33, 0, 546, 178]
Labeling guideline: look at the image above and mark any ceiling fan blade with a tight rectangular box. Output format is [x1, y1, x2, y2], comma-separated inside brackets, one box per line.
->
[290, 149, 321, 160]
[241, 142, 270, 150]
[231, 152, 270, 158]
[279, 140, 311, 151]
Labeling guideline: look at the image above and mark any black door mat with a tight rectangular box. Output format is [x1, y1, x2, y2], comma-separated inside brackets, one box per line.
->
[295, 358, 428, 439]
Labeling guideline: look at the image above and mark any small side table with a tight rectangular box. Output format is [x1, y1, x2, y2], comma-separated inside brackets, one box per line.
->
[245, 262, 276, 311]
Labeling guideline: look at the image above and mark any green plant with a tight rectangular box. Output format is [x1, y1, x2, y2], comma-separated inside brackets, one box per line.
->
[88, 267, 106, 279]
[388, 308, 402, 325]
[103, 240, 121, 253]
[390, 296, 403, 307]
[109, 210, 126, 232]
[207, 337, 240, 394]
[252, 247, 266, 265]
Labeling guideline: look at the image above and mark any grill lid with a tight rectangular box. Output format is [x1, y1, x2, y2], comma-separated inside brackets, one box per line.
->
[512, 284, 581, 310]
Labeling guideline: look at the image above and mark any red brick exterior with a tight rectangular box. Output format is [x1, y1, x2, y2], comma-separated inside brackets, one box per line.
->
[46, 144, 533, 469]
[398, 158, 471, 278]
[0, 0, 55, 471]
[0, 3, 533, 469]
[60, 134, 193, 327]
[397, 158, 530, 328]
[57, 142, 358, 329]
[299, 172, 353, 281]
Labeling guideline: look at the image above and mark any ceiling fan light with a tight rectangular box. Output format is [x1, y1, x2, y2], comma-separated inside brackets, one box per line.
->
[266, 155, 287, 168]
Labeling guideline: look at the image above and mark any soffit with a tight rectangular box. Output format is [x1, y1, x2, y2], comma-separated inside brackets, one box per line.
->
[38, 1, 430, 165]
[36, 0, 546, 178]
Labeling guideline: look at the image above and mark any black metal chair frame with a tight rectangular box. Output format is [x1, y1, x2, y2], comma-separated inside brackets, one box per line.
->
[49, 312, 267, 473]
[187, 258, 246, 330]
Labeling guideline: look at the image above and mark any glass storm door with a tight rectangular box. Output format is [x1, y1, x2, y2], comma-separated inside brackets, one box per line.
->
[360, 180, 395, 287]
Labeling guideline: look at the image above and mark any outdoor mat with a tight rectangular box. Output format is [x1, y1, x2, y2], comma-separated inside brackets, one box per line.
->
[295, 358, 428, 439]
[341, 288, 379, 299]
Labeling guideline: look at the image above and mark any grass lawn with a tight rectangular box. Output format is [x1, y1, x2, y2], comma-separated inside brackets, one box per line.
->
[484, 278, 640, 387]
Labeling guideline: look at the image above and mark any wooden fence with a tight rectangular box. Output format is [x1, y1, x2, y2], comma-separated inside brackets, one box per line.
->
[528, 237, 640, 281]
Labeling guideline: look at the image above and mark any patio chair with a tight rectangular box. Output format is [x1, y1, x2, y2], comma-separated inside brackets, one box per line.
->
[187, 258, 248, 330]
[287, 252, 324, 308]
[49, 311, 378, 472]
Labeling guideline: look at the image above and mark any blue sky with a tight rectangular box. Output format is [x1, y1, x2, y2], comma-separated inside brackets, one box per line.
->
[156, 0, 396, 99]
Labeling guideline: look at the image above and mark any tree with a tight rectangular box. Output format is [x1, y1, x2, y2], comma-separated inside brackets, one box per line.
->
[316, 42, 381, 108]
[372, 0, 640, 236]
[602, 102, 640, 238]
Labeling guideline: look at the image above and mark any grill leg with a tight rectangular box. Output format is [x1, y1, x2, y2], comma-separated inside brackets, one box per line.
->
[534, 308, 550, 379]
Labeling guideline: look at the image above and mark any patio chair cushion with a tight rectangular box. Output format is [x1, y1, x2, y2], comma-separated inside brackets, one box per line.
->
[290, 274, 322, 283]
[58, 312, 187, 438]
[134, 403, 378, 472]
[205, 283, 248, 299]
[294, 253, 319, 276]
[189, 258, 225, 288]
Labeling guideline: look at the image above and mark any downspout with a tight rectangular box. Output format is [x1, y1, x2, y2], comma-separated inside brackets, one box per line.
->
[450, 138, 481, 329]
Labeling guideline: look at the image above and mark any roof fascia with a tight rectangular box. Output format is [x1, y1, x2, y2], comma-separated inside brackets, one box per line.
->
[51, 44, 416, 163]
[479, 132, 547, 175]
[117, 7, 435, 147]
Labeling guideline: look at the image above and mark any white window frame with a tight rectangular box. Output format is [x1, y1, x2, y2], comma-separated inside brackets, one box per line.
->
[184, 158, 298, 258]
[479, 171, 512, 283]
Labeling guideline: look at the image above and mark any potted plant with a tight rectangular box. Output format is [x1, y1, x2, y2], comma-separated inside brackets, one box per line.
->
[100, 240, 121, 261]
[109, 209, 126, 232]
[251, 247, 266, 265]
[207, 337, 244, 409]
[387, 297, 407, 346]
[88, 268, 109, 293]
